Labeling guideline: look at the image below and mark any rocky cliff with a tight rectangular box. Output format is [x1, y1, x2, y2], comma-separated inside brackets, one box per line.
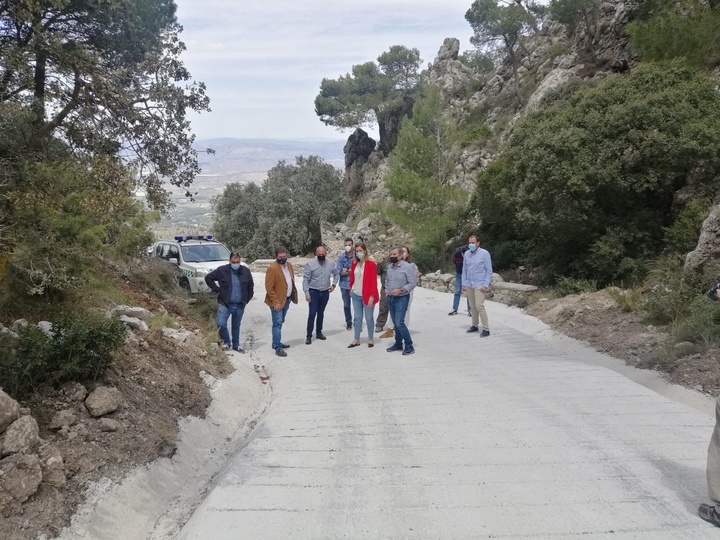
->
[338, 0, 637, 251]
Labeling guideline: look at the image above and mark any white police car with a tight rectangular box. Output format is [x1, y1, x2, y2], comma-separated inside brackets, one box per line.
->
[151, 235, 245, 293]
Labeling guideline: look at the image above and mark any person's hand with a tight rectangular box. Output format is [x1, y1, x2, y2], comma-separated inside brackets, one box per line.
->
[305, 294, 311, 302]
[330, 285, 336, 292]
[392, 288, 403, 296]
[274, 304, 282, 312]
[480, 286, 489, 293]
[462, 286, 467, 292]
[368, 297, 375, 306]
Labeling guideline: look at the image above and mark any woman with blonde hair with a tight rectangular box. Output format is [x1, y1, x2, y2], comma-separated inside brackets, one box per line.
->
[348, 243, 379, 348]
[402, 245, 420, 327]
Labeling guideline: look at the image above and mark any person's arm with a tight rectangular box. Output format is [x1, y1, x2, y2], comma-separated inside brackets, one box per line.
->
[482, 251, 493, 289]
[265, 268, 280, 307]
[461, 253, 468, 285]
[246, 270, 254, 301]
[204, 268, 221, 293]
[330, 261, 339, 287]
[302, 262, 312, 296]
[404, 264, 417, 293]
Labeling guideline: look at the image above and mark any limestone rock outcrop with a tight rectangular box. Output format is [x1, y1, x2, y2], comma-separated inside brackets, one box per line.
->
[85, 387, 123, 417]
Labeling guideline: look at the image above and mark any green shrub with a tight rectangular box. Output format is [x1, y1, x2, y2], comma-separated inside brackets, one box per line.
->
[673, 296, 720, 348]
[0, 314, 126, 399]
[607, 286, 642, 312]
[473, 64, 720, 285]
[553, 276, 597, 297]
[664, 198, 710, 253]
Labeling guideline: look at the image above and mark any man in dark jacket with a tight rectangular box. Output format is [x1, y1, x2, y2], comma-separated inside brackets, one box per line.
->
[204, 252, 254, 353]
[449, 245, 471, 316]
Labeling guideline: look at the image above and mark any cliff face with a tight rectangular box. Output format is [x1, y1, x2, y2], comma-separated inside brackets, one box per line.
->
[343, 0, 636, 199]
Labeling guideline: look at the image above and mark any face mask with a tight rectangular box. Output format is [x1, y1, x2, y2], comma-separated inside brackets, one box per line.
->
[230, 263, 241, 270]
[389, 256, 399, 264]
[356, 252, 365, 259]
[317, 255, 326, 262]
[344, 245, 352, 253]
[468, 244, 477, 252]
[277, 257, 287, 265]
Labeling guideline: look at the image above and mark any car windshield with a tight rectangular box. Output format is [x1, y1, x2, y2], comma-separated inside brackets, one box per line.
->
[181, 244, 230, 263]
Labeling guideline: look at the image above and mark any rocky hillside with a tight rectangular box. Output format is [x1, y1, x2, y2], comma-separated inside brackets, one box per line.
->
[336, 0, 637, 258]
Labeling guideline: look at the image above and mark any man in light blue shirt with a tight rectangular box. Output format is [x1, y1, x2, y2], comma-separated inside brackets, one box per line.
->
[303, 245, 339, 344]
[462, 235, 492, 337]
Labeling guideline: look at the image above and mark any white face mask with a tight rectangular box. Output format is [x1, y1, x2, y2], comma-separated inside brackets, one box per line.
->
[344, 245, 352, 253]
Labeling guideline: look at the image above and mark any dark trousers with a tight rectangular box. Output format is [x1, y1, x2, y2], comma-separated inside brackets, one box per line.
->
[306, 289, 330, 337]
[375, 286, 388, 330]
[340, 287, 352, 325]
[388, 294, 412, 348]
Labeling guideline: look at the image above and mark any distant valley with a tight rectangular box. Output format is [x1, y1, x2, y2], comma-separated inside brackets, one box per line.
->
[153, 137, 346, 239]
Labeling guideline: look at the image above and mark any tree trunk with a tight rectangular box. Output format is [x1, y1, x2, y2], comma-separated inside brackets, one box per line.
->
[29, 49, 47, 150]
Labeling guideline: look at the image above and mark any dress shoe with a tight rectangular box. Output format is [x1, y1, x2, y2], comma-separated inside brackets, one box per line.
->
[466, 326, 479, 333]
[280, 343, 290, 348]
[480, 330, 490, 338]
[346, 322, 352, 330]
[305, 336, 312, 345]
[316, 333, 327, 340]
[275, 348, 287, 357]
[448, 310, 457, 316]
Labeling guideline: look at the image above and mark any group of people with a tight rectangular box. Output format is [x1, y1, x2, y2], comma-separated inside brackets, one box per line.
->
[203, 241, 425, 358]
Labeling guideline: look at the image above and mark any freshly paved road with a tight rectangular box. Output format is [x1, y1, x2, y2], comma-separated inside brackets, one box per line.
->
[175, 275, 720, 539]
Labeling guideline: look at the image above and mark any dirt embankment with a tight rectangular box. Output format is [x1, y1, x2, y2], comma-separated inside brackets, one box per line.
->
[526, 289, 720, 396]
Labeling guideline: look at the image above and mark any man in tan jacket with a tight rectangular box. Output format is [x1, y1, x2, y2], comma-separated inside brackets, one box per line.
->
[265, 246, 298, 357]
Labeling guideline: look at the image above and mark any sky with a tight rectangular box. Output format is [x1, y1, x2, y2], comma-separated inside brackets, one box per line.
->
[173, 0, 474, 141]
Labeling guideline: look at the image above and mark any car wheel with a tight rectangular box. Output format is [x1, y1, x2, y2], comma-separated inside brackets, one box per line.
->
[179, 278, 191, 291]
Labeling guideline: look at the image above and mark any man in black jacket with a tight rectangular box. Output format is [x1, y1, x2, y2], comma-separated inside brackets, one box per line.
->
[204, 252, 254, 353]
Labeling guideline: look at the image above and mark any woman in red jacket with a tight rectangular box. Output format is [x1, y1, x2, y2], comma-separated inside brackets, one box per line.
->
[348, 242, 379, 348]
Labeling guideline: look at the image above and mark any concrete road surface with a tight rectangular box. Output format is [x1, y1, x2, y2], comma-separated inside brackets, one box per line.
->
[175, 275, 720, 539]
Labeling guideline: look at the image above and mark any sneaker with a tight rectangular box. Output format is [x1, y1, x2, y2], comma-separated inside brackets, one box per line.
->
[448, 310, 458, 316]
[346, 322, 352, 330]
[275, 348, 287, 357]
[232, 346, 246, 353]
[480, 330, 490, 338]
[402, 346, 415, 356]
[386, 344, 403, 352]
[305, 336, 312, 345]
[699, 503, 720, 527]
[316, 333, 327, 340]
[466, 326, 479, 333]
[380, 328, 394, 339]
[374, 326, 383, 333]
[221, 343, 231, 351]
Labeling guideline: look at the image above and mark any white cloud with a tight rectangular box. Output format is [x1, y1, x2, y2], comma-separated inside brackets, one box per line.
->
[174, 0, 474, 140]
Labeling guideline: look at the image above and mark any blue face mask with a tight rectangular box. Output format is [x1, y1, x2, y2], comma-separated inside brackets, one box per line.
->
[230, 263, 241, 270]
[356, 252, 365, 259]
[277, 257, 287, 265]
[468, 244, 477, 252]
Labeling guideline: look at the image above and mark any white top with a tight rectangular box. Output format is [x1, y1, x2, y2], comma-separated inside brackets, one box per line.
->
[352, 263, 364, 296]
[281, 264, 292, 298]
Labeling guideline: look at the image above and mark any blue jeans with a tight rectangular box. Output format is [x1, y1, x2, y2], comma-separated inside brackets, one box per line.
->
[306, 289, 330, 337]
[387, 294, 412, 348]
[270, 297, 291, 350]
[351, 292, 375, 341]
[340, 287, 352, 325]
[453, 273, 470, 313]
[217, 302, 245, 348]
